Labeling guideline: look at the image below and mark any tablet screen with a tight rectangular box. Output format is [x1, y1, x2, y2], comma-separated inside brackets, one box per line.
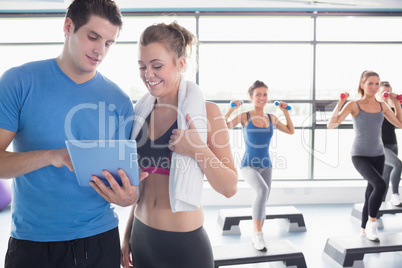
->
[65, 140, 139, 187]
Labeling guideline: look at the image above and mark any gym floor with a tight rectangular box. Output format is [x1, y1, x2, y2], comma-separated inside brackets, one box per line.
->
[1, 203, 402, 267]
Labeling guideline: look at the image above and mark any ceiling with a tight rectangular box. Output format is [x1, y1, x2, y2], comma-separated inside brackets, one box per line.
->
[0, 0, 402, 13]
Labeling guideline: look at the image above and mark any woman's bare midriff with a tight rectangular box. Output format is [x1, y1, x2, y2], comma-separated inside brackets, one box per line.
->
[134, 173, 204, 232]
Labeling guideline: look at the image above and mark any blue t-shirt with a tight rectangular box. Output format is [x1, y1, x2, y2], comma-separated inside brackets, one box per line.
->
[241, 112, 274, 169]
[0, 59, 134, 242]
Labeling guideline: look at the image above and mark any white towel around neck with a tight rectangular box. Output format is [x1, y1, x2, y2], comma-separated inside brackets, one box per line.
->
[131, 78, 207, 212]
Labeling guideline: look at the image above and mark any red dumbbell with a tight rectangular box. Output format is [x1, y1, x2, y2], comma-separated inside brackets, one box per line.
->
[383, 92, 402, 101]
[340, 93, 346, 99]
[396, 94, 402, 103]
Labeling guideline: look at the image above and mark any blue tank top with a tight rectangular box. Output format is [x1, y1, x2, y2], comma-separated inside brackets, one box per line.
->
[351, 101, 384, 157]
[241, 112, 274, 168]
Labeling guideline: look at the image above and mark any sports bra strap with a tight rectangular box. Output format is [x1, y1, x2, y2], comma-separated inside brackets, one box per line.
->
[356, 101, 383, 111]
[356, 101, 362, 111]
[246, 111, 272, 125]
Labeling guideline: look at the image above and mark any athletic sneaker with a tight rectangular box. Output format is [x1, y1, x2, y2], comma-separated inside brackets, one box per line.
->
[251, 231, 267, 251]
[391, 193, 401, 206]
[365, 221, 379, 242]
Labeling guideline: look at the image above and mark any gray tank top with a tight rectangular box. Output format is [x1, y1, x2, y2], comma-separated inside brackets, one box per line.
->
[351, 101, 384, 157]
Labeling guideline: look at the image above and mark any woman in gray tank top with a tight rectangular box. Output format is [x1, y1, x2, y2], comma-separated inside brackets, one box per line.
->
[327, 70, 402, 242]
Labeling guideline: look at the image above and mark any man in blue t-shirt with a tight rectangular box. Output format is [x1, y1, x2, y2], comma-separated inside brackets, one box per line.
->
[0, 1, 143, 267]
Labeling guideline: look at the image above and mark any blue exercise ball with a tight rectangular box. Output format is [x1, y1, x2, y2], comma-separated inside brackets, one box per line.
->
[0, 181, 12, 210]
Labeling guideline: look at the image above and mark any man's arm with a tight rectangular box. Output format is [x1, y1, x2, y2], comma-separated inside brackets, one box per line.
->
[0, 128, 73, 179]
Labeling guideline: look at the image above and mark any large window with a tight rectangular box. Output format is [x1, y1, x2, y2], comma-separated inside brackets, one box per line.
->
[1, 12, 401, 181]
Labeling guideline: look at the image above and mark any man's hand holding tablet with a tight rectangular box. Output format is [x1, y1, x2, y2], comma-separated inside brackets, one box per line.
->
[66, 140, 148, 206]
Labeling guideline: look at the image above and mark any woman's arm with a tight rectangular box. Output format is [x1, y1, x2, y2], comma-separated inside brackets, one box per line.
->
[224, 100, 244, 129]
[169, 102, 238, 198]
[272, 103, 294, 134]
[383, 95, 402, 128]
[121, 205, 135, 268]
[327, 93, 353, 129]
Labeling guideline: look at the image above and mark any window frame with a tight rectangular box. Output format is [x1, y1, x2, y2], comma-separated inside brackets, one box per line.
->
[1, 11, 402, 182]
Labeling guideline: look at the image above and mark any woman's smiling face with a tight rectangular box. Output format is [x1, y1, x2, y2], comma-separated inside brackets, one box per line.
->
[250, 87, 268, 108]
[138, 42, 184, 98]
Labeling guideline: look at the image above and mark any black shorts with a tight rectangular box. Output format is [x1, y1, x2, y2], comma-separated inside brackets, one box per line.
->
[5, 227, 120, 268]
[131, 218, 214, 268]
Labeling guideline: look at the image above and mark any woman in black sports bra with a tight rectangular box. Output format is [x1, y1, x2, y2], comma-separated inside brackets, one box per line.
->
[118, 21, 238, 268]
[135, 105, 177, 176]
[377, 81, 402, 206]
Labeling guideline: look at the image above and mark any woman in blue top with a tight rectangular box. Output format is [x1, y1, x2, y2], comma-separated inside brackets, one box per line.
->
[225, 80, 294, 251]
[328, 71, 402, 242]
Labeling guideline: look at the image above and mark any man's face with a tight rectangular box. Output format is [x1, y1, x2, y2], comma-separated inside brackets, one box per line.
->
[64, 15, 120, 77]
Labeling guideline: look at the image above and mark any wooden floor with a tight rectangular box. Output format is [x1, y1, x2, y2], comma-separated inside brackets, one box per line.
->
[1, 203, 402, 267]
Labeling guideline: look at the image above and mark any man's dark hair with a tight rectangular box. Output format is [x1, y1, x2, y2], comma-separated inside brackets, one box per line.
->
[66, 0, 122, 33]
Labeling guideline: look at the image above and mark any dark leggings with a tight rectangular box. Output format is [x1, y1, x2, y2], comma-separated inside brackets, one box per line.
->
[131, 218, 214, 268]
[352, 155, 386, 229]
[383, 144, 402, 199]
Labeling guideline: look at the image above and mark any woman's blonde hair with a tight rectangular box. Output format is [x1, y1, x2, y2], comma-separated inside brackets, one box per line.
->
[139, 21, 197, 71]
[380, 81, 392, 91]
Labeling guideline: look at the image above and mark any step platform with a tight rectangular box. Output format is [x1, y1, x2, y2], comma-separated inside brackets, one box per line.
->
[213, 240, 307, 268]
[351, 202, 402, 228]
[217, 206, 306, 235]
[322, 232, 402, 268]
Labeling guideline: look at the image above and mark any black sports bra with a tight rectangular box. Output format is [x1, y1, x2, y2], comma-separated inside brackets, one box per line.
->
[135, 112, 177, 175]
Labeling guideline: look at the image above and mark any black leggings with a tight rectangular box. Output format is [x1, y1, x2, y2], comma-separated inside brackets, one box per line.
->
[352, 155, 386, 229]
[383, 144, 402, 198]
[131, 218, 214, 268]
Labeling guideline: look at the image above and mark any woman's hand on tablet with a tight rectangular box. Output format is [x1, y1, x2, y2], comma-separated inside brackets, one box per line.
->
[90, 169, 148, 207]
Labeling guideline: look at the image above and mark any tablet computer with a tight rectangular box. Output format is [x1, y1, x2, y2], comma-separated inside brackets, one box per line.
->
[65, 140, 139, 187]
